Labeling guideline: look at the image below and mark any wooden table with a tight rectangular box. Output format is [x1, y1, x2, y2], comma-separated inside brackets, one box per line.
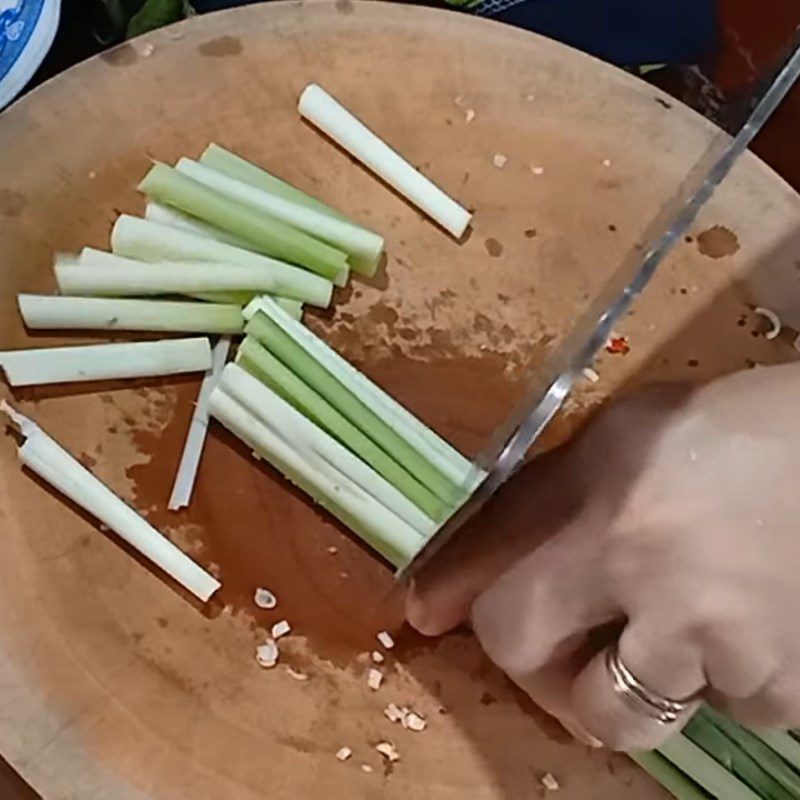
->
[1, 2, 799, 797]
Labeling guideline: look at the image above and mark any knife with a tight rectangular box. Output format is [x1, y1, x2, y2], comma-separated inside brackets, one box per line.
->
[400, 32, 800, 580]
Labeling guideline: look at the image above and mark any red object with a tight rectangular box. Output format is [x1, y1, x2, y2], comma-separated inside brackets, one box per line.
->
[606, 336, 631, 355]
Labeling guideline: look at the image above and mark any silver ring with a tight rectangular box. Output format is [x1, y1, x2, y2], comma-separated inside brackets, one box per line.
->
[606, 645, 699, 725]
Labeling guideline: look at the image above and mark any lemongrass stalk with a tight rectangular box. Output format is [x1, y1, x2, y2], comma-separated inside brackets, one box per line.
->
[112, 215, 346, 291]
[236, 336, 448, 521]
[59, 251, 332, 308]
[245, 309, 461, 506]
[138, 162, 349, 281]
[243, 297, 477, 491]
[298, 84, 472, 238]
[0, 338, 211, 387]
[177, 158, 384, 277]
[17, 295, 243, 334]
[201, 144, 350, 222]
[168, 337, 231, 511]
[658, 735, 761, 800]
[189, 291, 303, 320]
[1, 403, 220, 602]
[629, 751, 711, 800]
[144, 202, 257, 250]
[755, 730, 800, 773]
[219, 363, 436, 537]
[209, 379, 422, 567]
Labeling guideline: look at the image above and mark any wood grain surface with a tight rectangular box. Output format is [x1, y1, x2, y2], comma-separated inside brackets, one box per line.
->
[0, 2, 799, 798]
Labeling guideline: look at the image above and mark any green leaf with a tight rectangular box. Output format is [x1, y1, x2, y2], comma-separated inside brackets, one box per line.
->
[127, 0, 184, 38]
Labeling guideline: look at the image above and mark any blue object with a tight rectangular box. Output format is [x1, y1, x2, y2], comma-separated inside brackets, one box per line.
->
[192, 0, 717, 67]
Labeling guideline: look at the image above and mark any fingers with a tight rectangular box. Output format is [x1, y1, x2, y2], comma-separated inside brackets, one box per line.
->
[406, 448, 579, 636]
[570, 617, 706, 751]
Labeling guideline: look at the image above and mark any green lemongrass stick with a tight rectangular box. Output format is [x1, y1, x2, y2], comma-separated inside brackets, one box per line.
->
[17, 295, 243, 334]
[755, 730, 800, 774]
[209, 377, 422, 568]
[220, 363, 436, 537]
[237, 336, 448, 521]
[168, 337, 231, 511]
[189, 292, 303, 320]
[112, 215, 346, 291]
[629, 751, 712, 800]
[659, 735, 762, 800]
[245, 310, 461, 506]
[0, 337, 211, 387]
[2, 403, 220, 602]
[201, 144, 350, 221]
[699, 708, 800, 797]
[177, 158, 384, 277]
[138, 162, 349, 282]
[144, 202, 258, 250]
[684, 713, 795, 800]
[298, 84, 472, 238]
[60, 250, 331, 308]
[243, 297, 477, 491]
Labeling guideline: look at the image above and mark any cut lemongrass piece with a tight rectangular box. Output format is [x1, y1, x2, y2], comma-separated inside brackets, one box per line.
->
[145, 201, 258, 250]
[1, 403, 220, 602]
[629, 751, 709, 800]
[298, 84, 472, 238]
[17, 295, 243, 334]
[754, 729, 800, 772]
[138, 163, 349, 282]
[168, 337, 231, 511]
[59, 250, 332, 308]
[244, 297, 478, 491]
[0, 337, 211, 387]
[209, 373, 425, 568]
[237, 337, 447, 522]
[245, 310, 461, 507]
[201, 144, 350, 223]
[218, 361, 437, 538]
[189, 293, 303, 321]
[177, 158, 384, 277]
[112, 215, 347, 291]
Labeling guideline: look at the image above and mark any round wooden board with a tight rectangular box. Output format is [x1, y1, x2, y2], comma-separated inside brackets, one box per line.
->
[1, 2, 799, 797]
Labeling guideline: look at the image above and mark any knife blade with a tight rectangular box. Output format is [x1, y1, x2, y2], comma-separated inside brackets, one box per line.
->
[400, 32, 800, 580]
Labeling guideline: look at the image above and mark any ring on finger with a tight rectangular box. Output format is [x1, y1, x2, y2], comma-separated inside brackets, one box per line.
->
[606, 644, 702, 725]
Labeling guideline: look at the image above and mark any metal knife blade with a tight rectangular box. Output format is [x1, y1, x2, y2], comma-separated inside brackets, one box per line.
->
[400, 33, 800, 581]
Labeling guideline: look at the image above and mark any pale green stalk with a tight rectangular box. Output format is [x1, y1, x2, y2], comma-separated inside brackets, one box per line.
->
[629, 751, 711, 800]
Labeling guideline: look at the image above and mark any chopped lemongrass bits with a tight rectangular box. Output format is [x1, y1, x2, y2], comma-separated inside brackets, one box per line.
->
[256, 640, 279, 668]
[492, 153, 507, 169]
[541, 773, 560, 791]
[286, 667, 309, 681]
[582, 367, 600, 383]
[254, 587, 277, 609]
[371, 650, 385, 664]
[465, 109, 476, 123]
[367, 668, 383, 691]
[327, 546, 338, 555]
[404, 712, 427, 732]
[375, 742, 400, 762]
[271, 619, 292, 639]
[360, 764, 373, 774]
[384, 703, 406, 724]
[531, 165, 545, 176]
[754, 306, 781, 340]
[336, 747, 353, 762]
[376, 630, 395, 650]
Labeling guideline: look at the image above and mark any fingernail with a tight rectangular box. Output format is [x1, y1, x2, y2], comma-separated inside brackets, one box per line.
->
[562, 718, 604, 749]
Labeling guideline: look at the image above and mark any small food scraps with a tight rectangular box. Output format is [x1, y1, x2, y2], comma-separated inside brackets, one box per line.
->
[530, 165, 545, 176]
[606, 335, 630, 355]
[465, 109, 476, 123]
[375, 742, 400, 762]
[286, 667, 309, 681]
[541, 773, 560, 791]
[404, 712, 427, 732]
[384, 703, 407, 723]
[254, 587, 277, 609]
[602, 158, 612, 168]
[255, 640, 279, 669]
[336, 747, 353, 762]
[581, 367, 600, 383]
[367, 668, 384, 691]
[361, 764, 374, 773]
[271, 619, 291, 639]
[371, 650, 385, 664]
[327, 545, 338, 554]
[754, 306, 781, 340]
[493, 153, 507, 169]
[376, 630, 395, 650]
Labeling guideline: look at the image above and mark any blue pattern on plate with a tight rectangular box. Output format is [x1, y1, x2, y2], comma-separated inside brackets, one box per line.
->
[0, 0, 46, 83]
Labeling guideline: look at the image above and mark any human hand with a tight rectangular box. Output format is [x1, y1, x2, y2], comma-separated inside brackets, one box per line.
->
[407, 364, 800, 750]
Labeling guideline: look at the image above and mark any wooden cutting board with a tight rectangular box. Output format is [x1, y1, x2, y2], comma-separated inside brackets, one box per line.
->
[1, 2, 799, 797]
